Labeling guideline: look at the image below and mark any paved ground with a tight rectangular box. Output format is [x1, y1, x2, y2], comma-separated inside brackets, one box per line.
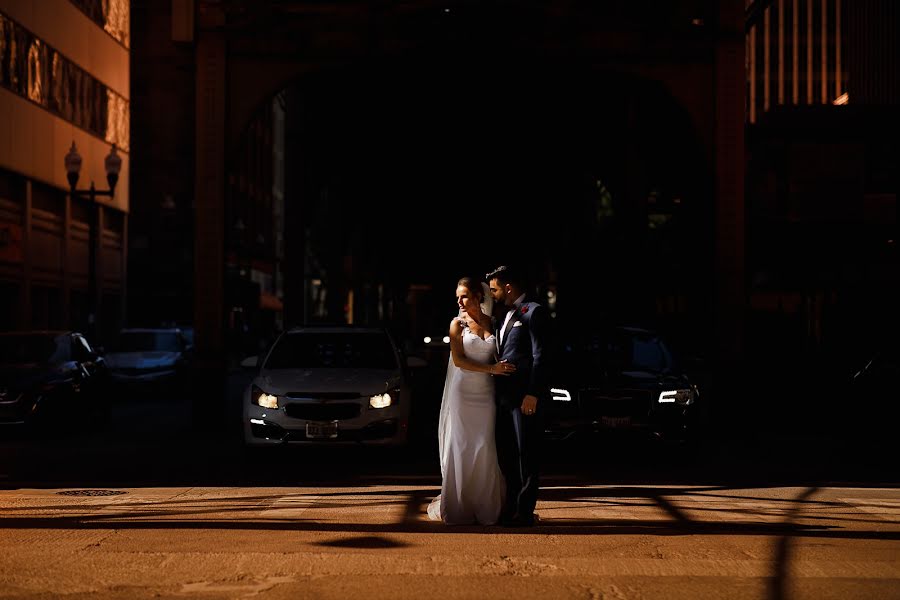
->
[0, 482, 898, 599]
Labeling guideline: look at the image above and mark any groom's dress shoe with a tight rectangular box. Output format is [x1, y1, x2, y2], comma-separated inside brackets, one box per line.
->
[501, 513, 539, 527]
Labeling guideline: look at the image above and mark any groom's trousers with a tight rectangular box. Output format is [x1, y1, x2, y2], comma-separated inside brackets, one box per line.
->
[495, 405, 543, 519]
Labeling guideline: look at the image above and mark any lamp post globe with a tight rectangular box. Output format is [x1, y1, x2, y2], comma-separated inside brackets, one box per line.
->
[64, 142, 82, 190]
[105, 144, 122, 192]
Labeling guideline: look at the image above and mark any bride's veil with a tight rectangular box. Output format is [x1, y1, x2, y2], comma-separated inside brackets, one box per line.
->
[436, 282, 493, 479]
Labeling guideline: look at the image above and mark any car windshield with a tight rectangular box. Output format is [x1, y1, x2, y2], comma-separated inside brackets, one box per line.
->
[578, 331, 674, 374]
[0, 335, 65, 364]
[264, 332, 399, 369]
[115, 332, 183, 352]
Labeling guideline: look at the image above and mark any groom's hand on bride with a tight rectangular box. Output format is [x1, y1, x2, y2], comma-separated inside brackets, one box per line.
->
[490, 361, 516, 376]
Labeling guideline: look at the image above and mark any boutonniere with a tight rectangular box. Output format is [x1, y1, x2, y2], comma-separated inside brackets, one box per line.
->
[520, 305, 529, 314]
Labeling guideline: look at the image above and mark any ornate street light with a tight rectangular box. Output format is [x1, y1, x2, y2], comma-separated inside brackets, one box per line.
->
[64, 142, 122, 340]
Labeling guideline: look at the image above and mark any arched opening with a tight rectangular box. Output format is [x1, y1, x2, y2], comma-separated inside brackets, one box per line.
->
[224, 57, 711, 360]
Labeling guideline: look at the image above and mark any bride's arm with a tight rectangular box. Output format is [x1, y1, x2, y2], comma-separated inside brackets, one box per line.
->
[449, 318, 501, 375]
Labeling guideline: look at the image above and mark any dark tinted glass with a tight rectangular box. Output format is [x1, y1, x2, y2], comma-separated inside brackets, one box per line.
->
[265, 332, 398, 370]
[115, 332, 182, 352]
[578, 330, 673, 373]
[0, 11, 129, 150]
[68, 0, 129, 47]
[0, 335, 62, 364]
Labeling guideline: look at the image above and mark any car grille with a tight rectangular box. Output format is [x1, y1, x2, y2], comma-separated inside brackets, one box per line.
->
[578, 389, 652, 418]
[284, 403, 361, 421]
[285, 392, 362, 400]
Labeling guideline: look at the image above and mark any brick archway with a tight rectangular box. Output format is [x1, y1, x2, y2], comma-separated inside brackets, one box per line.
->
[193, 0, 744, 367]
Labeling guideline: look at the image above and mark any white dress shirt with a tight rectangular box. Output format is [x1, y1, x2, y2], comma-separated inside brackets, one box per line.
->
[498, 293, 526, 346]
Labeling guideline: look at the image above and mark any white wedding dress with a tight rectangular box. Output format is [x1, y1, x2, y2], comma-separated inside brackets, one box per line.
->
[427, 324, 505, 525]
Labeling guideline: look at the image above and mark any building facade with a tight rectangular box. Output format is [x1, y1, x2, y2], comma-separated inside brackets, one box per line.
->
[0, 0, 130, 343]
[744, 0, 899, 363]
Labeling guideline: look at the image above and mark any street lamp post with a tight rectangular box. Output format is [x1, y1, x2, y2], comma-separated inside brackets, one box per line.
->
[64, 142, 122, 342]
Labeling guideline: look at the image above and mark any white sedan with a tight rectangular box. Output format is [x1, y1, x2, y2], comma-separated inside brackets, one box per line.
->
[242, 327, 417, 447]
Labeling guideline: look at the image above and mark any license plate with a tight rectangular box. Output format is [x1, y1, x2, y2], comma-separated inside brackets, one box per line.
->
[306, 421, 339, 439]
[600, 416, 632, 428]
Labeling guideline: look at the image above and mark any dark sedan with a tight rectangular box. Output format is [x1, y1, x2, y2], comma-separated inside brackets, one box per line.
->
[0, 331, 110, 428]
[545, 326, 701, 443]
[847, 343, 899, 436]
[104, 328, 193, 389]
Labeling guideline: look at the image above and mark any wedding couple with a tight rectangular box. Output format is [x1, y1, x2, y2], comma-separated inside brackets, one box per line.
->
[427, 265, 550, 527]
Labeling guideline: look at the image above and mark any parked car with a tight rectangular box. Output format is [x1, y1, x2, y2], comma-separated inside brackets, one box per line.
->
[242, 326, 416, 447]
[545, 325, 701, 443]
[847, 343, 899, 435]
[179, 326, 195, 349]
[104, 328, 193, 388]
[0, 331, 110, 428]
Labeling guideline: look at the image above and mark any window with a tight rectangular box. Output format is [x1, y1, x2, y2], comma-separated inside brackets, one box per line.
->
[30, 285, 63, 330]
[0, 334, 68, 364]
[114, 331, 183, 352]
[265, 332, 399, 370]
[31, 181, 65, 216]
[0, 11, 130, 150]
[68, 0, 129, 48]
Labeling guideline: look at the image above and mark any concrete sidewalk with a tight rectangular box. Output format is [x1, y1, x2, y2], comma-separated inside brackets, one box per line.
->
[1, 483, 898, 599]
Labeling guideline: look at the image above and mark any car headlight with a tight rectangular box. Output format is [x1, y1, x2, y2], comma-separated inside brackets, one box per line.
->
[370, 388, 399, 409]
[658, 389, 693, 405]
[251, 385, 279, 409]
[551, 388, 571, 402]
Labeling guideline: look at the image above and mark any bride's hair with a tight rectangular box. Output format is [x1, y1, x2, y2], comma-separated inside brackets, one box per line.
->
[456, 276, 483, 302]
[457, 276, 493, 317]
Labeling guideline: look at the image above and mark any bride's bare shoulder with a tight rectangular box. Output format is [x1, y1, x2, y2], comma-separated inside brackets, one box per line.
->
[449, 317, 463, 333]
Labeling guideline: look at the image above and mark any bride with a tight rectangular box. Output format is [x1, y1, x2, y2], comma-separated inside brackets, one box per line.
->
[427, 276, 516, 525]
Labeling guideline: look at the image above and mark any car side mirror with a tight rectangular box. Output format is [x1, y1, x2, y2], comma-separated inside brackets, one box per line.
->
[240, 356, 258, 369]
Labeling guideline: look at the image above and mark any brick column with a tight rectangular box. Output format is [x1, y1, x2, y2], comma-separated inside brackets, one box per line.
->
[714, 0, 746, 363]
[193, 8, 226, 359]
[191, 4, 227, 429]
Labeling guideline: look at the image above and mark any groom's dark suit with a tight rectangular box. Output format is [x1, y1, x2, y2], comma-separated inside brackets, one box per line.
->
[494, 296, 551, 524]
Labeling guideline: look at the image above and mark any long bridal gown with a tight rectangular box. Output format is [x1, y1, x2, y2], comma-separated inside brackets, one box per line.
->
[427, 325, 504, 525]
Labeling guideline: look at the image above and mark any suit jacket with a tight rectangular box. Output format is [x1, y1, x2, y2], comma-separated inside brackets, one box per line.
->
[495, 297, 551, 410]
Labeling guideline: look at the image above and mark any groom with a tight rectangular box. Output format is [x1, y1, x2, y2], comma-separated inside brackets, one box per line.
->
[486, 265, 551, 527]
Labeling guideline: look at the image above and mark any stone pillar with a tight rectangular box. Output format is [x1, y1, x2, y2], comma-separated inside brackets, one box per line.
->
[22, 181, 32, 329]
[283, 88, 308, 329]
[714, 0, 746, 363]
[193, 6, 226, 359]
[192, 3, 227, 429]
